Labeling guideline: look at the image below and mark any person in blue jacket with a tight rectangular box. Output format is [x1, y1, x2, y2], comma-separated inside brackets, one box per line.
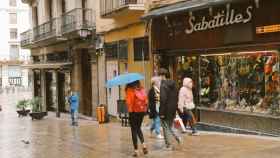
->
[68, 91, 79, 126]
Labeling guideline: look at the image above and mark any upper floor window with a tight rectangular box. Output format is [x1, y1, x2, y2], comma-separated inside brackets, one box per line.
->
[9, 0, 17, 7]
[62, 0, 66, 13]
[32, 7, 38, 26]
[9, 45, 19, 60]
[133, 37, 149, 61]
[9, 13, 17, 24]
[10, 28, 18, 39]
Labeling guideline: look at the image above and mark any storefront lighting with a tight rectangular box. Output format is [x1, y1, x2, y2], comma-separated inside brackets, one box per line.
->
[255, 0, 260, 8]
[209, 7, 213, 16]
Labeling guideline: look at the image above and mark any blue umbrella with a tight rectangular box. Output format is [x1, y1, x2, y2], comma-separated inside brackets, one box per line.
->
[106, 73, 144, 88]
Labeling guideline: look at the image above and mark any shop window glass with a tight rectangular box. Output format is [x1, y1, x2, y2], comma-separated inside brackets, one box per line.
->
[133, 37, 149, 61]
[199, 51, 280, 115]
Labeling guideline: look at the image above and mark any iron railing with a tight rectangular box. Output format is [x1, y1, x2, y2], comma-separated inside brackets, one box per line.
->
[8, 77, 22, 86]
[33, 18, 58, 42]
[61, 8, 94, 34]
[20, 29, 32, 47]
[100, 0, 145, 16]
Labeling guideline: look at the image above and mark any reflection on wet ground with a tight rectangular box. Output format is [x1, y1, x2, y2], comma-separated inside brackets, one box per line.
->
[1, 91, 280, 158]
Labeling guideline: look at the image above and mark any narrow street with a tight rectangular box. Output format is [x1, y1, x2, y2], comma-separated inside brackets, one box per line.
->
[0, 91, 280, 158]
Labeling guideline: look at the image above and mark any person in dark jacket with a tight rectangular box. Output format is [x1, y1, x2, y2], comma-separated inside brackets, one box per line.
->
[148, 76, 163, 139]
[159, 68, 181, 149]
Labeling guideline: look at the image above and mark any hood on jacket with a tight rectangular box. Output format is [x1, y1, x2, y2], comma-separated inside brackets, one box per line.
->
[183, 77, 193, 89]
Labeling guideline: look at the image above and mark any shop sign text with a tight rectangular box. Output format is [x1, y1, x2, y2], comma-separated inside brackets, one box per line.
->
[185, 4, 253, 34]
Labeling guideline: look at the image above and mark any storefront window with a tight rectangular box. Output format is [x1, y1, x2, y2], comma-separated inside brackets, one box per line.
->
[199, 51, 280, 115]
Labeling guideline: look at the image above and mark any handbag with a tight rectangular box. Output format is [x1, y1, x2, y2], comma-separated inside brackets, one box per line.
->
[184, 102, 195, 110]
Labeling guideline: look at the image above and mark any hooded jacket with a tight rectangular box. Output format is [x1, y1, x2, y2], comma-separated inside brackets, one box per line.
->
[159, 79, 178, 120]
[69, 93, 79, 111]
[178, 77, 195, 111]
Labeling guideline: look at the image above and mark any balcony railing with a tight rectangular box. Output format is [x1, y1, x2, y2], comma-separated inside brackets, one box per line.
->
[8, 77, 22, 86]
[33, 18, 58, 42]
[20, 29, 32, 47]
[61, 8, 94, 34]
[101, 0, 145, 16]
[20, 8, 94, 48]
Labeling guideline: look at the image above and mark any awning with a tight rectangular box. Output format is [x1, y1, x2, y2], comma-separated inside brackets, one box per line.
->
[142, 0, 243, 20]
[22, 62, 72, 69]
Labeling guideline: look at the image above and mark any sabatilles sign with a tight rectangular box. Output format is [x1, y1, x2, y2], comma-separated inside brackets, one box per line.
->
[185, 4, 253, 34]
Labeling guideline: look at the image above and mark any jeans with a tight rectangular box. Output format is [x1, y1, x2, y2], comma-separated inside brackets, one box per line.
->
[129, 112, 145, 150]
[161, 119, 180, 147]
[150, 115, 161, 135]
[71, 109, 78, 126]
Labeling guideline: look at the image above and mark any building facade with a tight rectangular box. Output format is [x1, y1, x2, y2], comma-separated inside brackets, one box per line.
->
[96, 0, 153, 116]
[144, 0, 280, 135]
[0, 0, 31, 88]
[20, 0, 95, 116]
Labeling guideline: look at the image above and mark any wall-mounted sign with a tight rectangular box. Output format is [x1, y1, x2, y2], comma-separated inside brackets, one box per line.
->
[185, 4, 254, 34]
[256, 24, 280, 34]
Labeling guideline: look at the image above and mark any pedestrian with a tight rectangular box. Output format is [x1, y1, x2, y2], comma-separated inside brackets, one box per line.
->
[125, 80, 148, 157]
[148, 76, 163, 139]
[178, 77, 198, 135]
[68, 91, 79, 126]
[158, 68, 181, 150]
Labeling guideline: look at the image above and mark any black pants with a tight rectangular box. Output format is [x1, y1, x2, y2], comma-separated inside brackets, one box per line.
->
[129, 112, 145, 150]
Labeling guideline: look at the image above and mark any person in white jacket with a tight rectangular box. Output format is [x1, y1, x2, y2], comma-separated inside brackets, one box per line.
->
[178, 77, 198, 135]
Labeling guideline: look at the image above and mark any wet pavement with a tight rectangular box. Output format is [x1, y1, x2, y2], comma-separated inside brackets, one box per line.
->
[1, 91, 280, 158]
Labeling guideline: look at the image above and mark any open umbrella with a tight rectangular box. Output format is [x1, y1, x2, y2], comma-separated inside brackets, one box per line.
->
[106, 73, 144, 88]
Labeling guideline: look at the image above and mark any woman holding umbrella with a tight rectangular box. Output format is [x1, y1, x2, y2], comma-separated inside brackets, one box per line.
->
[125, 80, 148, 157]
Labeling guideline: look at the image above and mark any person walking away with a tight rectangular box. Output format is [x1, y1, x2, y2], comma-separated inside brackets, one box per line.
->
[148, 77, 163, 139]
[158, 68, 181, 149]
[125, 80, 148, 157]
[68, 91, 79, 126]
[178, 77, 198, 135]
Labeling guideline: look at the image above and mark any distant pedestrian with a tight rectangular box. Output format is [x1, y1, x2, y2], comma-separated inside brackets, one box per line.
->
[125, 80, 148, 157]
[178, 77, 198, 135]
[158, 68, 181, 149]
[68, 91, 79, 126]
[148, 76, 163, 139]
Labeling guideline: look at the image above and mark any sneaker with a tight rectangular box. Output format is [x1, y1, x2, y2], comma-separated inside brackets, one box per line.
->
[175, 136, 182, 144]
[142, 147, 148, 155]
[164, 145, 174, 151]
[191, 132, 199, 136]
[132, 150, 139, 157]
[156, 134, 164, 139]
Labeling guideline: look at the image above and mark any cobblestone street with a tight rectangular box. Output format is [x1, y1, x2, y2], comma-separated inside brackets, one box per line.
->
[1, 91, 280, 158]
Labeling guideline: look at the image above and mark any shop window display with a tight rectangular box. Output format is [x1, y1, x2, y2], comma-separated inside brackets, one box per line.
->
[176, 56, 199, 104]
[199, 51, 280, 116]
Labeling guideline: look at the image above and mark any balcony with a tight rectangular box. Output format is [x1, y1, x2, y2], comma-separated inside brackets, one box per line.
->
[61, 8, 94, 37]
[20, 29, 33, 48]
[20, 8, 94, 49]
[33, 18, 58, 42]
[100, 0, 145, 18]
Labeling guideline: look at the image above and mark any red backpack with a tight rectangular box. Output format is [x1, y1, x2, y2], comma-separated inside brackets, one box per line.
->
[133, 88, 148, 112]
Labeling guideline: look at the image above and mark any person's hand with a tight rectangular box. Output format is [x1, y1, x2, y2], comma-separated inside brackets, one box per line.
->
[160, 115, 165, 119]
